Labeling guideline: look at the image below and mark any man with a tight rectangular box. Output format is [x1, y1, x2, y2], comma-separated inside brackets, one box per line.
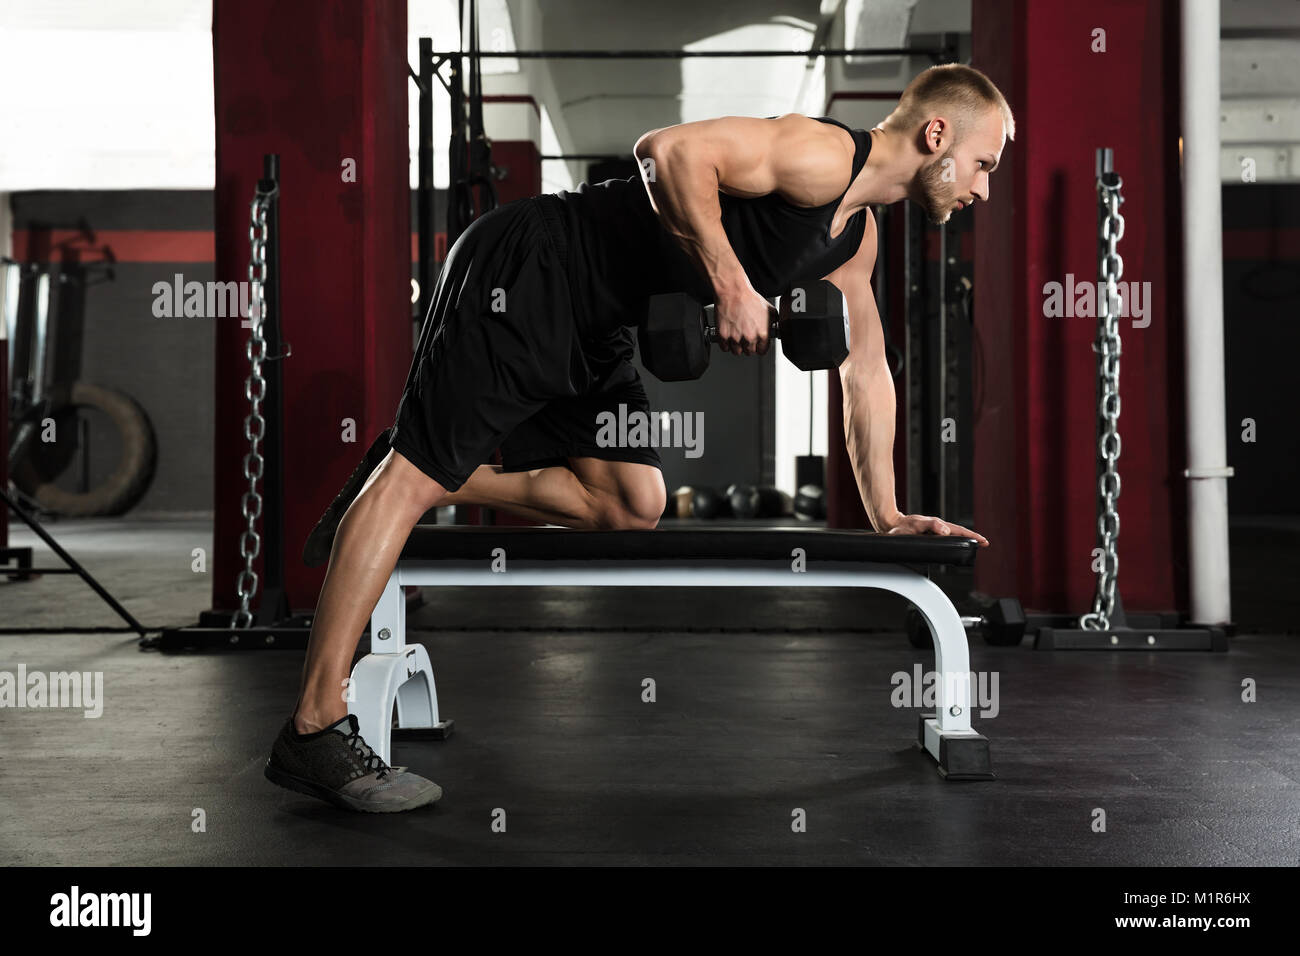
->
[263, 63, 1014, 812]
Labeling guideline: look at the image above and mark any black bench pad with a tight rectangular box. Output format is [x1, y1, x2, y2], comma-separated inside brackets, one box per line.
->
[399, 526, 978, 566]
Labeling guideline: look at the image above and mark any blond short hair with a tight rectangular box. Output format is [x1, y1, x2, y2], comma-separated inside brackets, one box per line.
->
[885, 63, 1015, 142]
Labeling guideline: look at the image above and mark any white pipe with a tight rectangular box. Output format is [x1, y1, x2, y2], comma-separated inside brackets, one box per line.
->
[775, 365, 828, 496]
[1181, 0, 1233, 625]
[0, 192, 11, 259]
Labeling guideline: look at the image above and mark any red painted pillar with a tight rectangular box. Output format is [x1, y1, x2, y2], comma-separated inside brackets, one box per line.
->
[972, 0, 1188, 615]
[212, 0, 410, 615]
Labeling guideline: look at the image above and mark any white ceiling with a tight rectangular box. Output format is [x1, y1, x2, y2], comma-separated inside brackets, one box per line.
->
[0, 0, 1294, 191]
[529, 0, 828, 155]
[0, 0, 214, 189]
[0, 0, 842, 190]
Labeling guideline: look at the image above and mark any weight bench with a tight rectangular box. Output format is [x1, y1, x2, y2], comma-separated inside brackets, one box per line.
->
[348, 526, 993, 780]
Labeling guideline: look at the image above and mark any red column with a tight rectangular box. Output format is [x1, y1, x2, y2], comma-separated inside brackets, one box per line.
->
[972, 0, 1188, 614]
[212, 0, 410, 614]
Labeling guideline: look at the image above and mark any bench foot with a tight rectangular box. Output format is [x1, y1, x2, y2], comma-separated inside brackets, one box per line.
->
[916, 713, 995, 781]
[394, 720, 455, 742]
[349, 643, 444, 765]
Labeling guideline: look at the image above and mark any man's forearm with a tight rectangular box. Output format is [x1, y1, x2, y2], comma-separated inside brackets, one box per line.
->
[840, 354, 901, 531]
[635, 138, 749, 296]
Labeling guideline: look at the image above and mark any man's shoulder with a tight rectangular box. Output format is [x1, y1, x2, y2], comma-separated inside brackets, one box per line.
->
[556, 175, 646, 205]
[776, 113, 860, 143]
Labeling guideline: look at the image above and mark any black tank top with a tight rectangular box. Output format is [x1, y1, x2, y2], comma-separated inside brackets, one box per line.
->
[537, 116, 871, 338]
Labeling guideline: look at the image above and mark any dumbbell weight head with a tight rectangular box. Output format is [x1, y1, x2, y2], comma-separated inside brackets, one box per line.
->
[777, 280, 850, 372]
[906, 598, 1026, 650]
[982, 597, 1027, 646]
[793, 484, 825, 520]
[731, 485, 792, 518]
[725, 483, 760, 519]
[691, 486, 730, 520]
[641, 280, 849, 381]
[638, 294, 711, 382]
[754, 486, 791, 518]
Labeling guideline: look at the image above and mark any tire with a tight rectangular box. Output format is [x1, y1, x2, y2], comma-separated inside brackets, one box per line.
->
[10, 382, 157, 516]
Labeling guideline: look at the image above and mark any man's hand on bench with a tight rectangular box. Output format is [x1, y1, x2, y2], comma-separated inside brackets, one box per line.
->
[882, 512, 990, 548]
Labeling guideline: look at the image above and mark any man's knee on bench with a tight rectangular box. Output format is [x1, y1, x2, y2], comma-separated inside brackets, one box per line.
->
[592, 470, 666, 531]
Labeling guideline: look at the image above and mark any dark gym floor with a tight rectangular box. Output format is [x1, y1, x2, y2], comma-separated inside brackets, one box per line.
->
[1, 516, 1297, 866]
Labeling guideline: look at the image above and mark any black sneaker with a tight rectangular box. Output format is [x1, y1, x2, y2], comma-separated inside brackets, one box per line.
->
[302, 430, 393, 568]
[264, 714, 442, 813]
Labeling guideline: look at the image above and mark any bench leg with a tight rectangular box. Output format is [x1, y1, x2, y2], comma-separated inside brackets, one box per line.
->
[916, 713, 994, 780]
[903, 575, 994, 780]
[349, 645, 451, 766]
[392, 642, 454, 744]
[369, 572, 405, 654]
[349, 571, 452, 766]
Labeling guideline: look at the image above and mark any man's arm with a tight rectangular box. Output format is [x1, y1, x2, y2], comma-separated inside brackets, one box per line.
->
[634, 115, 855, 356]
[824, 217, 990, 544]
[823, 215, 899, 532]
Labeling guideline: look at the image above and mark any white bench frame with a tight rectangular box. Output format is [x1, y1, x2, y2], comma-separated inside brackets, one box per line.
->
[349, 558, 993, 779]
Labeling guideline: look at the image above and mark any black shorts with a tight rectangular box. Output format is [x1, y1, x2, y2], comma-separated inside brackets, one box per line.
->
[390, 197, 661, 492]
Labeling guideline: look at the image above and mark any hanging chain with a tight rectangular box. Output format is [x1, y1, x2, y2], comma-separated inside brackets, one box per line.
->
[1080, 171, 1125, 631]
[233, 188, 275, 628]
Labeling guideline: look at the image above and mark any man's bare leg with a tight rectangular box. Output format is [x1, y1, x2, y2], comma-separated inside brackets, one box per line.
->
[292, 455, 663, 734]
[292, 450, 447, 734]
[441, 458, 666, 529]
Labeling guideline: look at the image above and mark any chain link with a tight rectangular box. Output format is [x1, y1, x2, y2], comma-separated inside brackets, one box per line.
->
[233, 192, 273, 628]
[1080, 173, 1126, 631]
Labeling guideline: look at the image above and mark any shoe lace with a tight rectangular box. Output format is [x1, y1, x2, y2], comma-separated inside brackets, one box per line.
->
[343, 726, 392, 777]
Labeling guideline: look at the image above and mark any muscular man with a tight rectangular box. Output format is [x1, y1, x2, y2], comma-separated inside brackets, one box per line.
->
[264, 63, 1014, 812]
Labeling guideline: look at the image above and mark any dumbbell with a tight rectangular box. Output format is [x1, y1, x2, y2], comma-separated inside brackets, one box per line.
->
[724, 484, 791, 519]
[793, 484, 825, 521]
[663, 485, 733, 520]
[638, 280, 850, 382]
[905, 597, 1027, 649]
[691, 486, 731, 519]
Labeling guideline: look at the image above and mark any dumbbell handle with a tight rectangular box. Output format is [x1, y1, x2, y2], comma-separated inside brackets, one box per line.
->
[700, 302, 782, 341]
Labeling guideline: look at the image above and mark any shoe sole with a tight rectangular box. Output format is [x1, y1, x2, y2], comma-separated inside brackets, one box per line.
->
[264, 760, 442, 813]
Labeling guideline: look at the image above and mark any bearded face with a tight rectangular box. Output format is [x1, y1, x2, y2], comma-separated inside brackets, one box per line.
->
[913, 146, 959, 225]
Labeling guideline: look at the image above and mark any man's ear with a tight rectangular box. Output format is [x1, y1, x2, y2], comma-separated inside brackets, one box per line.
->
[921, 117, 951, 154]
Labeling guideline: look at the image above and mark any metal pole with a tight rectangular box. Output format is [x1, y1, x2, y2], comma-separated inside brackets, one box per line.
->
[1180, 0, 1233, 625]
[446, 48, 467, 247]
[0, 487, 148, 637]
[429, 46, 953, 60]
[417, 38, 434, 325]
[540, 153, 634, 162]
[2, 259, 18, 375]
